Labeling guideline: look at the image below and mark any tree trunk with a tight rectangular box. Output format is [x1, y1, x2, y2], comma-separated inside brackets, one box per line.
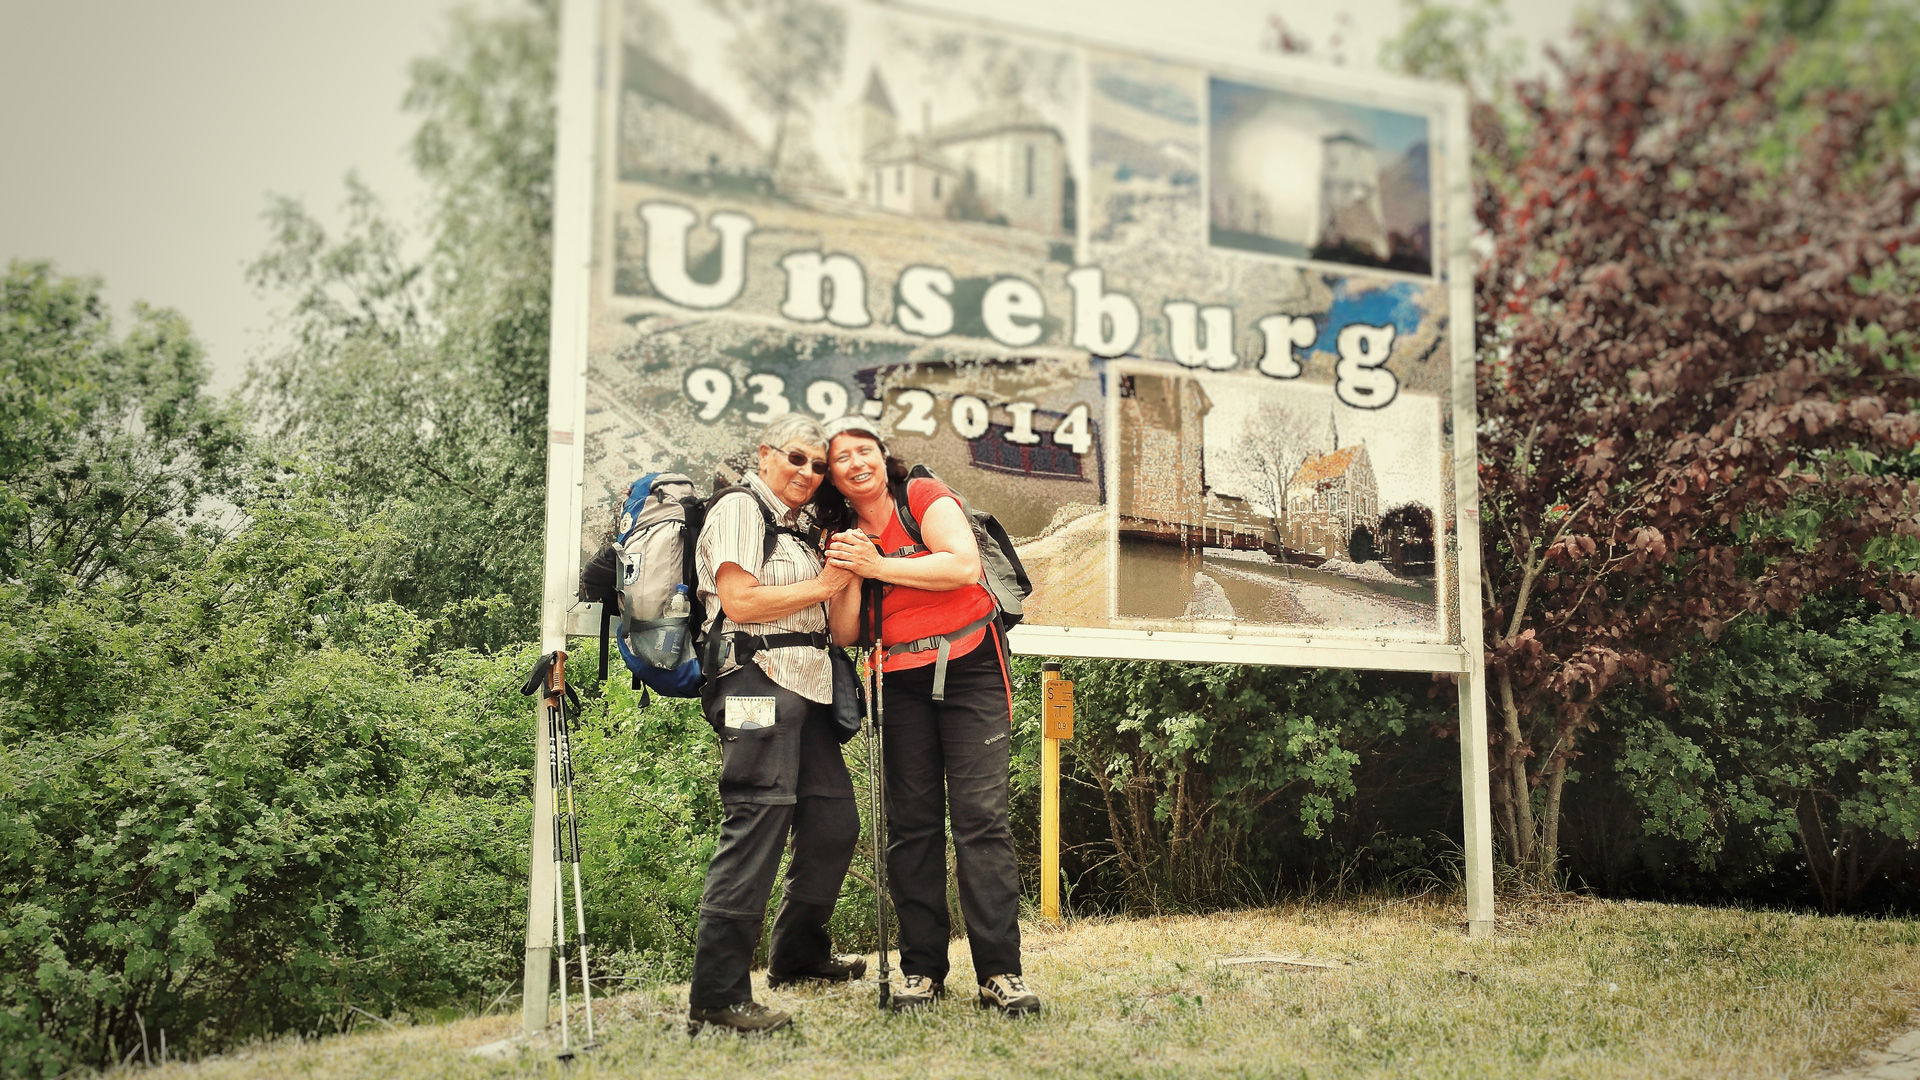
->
[1492, 776, 1521, 864]
[1540, 754, 1569, 886]
[1495, 668, 1537, 872]
[1129, 768, 1158, 894]
[1169, 764, 1191, 899]
[1093, 765, 1145, 885]
[1794, 799, 1838, 913]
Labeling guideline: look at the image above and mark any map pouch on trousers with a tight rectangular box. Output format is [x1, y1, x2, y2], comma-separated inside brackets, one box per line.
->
[827, 645, 865, 745]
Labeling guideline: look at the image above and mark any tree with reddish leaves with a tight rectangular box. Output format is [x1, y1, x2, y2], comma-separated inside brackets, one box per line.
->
[1470, 18, 1920, 882]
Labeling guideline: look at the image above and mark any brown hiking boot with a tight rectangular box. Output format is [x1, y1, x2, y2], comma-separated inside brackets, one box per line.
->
[889, 974, 945, 1011]
[767, 954, 868, 987]
[686, 1000, 793, 1036]
[976, 974, 1041, 1016]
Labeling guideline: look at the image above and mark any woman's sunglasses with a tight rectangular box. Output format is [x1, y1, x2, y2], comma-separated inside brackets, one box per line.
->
[768, 446, 828, 476]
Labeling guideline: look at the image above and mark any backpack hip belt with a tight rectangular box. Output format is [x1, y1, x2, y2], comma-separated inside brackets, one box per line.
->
[713, 628, 831, 674]
[882, 610, 998, 702]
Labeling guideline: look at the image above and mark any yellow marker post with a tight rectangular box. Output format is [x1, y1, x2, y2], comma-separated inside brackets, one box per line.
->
[1040, 662, 1074, 920]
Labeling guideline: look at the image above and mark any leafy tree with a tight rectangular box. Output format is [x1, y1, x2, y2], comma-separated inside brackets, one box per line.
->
[0, 459, 708, 1075]
[1457, 18, 1920, 883]
[1701, 0, 1920, 164]
[0, 261, 246, 596]
[0, 475, 424, 1076]
[1379, 0, 1524, 104]
[248, 1, 557, 652]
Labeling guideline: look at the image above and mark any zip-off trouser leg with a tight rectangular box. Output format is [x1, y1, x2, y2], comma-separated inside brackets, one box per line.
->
[768, 795, 859, 977]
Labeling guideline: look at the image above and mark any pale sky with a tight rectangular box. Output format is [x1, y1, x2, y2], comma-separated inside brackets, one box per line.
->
[0, 0, 1595, 396]
[0, 1, 455, 393]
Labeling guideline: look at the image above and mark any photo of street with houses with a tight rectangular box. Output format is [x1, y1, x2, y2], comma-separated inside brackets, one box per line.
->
[1115, 369, 1441, 635]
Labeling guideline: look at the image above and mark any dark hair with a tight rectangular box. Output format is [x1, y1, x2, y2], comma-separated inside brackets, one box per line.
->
[810, 454, 910, 534]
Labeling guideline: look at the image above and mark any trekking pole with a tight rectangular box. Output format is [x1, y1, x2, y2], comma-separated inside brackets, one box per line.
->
[521, 651, 586, 1057]
[546, 676, 572, 1057]
[866, 582, 892, 1011]
[549, 656, 597, 1048]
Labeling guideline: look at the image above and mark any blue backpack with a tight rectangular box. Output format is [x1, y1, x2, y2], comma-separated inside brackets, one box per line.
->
[622, 472, 712, 697]
[579, 474, 797, 705]
[575, 473, 706, 703]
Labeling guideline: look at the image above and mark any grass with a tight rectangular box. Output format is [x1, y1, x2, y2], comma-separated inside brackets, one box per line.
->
[119, 894, 1920, 1079]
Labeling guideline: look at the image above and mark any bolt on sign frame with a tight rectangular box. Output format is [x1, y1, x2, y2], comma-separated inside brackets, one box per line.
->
[528, 0, 1494, 1033]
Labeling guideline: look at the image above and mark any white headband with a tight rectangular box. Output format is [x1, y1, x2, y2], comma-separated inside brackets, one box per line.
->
[823, 415, 889, 458]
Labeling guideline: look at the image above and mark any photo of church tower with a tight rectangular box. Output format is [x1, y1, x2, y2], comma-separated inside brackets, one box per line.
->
[1316, 132, 1389, 263]
[1208, 76, 1433, 275]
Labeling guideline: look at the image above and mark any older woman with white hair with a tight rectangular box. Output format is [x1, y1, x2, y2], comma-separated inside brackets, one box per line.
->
[685, 412, 866, 1036]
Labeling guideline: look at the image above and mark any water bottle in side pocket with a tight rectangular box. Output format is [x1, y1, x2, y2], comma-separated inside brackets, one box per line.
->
[643, 584, 691, 665]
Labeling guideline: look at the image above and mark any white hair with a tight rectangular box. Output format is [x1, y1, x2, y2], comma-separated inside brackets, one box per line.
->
[759, 413, 828, 452]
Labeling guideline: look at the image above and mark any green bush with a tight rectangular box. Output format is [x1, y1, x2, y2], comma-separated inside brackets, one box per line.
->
[567, 664, 888, 979]
[1025, 657, 1435, 913]
[0, 483, 429, 1076]
[1612, 599, 1920, 911]
[566, 673, 722, 981]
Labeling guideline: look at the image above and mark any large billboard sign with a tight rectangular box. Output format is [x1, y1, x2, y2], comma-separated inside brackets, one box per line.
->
[550, 0, 1481, 672]
[526, 6, 1496, 1015]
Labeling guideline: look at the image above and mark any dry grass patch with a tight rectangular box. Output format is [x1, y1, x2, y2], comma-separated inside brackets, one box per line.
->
[125, 896, 1920, 1079]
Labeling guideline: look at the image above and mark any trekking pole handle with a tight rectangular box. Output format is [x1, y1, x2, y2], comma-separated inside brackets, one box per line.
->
[547, 650, 569, 699]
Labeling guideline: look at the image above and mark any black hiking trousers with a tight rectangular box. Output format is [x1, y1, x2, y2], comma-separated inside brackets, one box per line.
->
[688, 662, 857, 1010]
[881, 635, 1023, 985]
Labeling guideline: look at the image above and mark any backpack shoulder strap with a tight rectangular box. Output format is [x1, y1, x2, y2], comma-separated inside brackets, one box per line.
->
[705, 485, 784, 554]
[891, 469, 959, 553]
[702, 483, 805, 613]
[890, 475, 924, 548]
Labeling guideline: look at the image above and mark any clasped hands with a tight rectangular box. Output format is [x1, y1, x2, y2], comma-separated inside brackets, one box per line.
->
[824, 529, 884, 579]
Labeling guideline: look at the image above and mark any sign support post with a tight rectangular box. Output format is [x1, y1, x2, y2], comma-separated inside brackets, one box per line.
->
[525, 0, 597, 1037]
[522, 713, 555, 1034]
[1446, 86, 1498, 940]
[1039, 662, 1074, 920]
[1457, 670, 1496, 936]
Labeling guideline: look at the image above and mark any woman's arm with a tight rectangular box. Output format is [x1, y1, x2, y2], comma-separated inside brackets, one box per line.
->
[824, 497, 981, 591]
[827, 574, 863, 646]
[715, 559, 853, 624]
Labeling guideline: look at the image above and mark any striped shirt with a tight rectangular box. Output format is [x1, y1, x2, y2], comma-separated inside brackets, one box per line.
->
[696, 474, 832, 704]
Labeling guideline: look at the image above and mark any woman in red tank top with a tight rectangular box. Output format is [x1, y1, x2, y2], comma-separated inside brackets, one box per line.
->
[815, 418, 1039, 1017]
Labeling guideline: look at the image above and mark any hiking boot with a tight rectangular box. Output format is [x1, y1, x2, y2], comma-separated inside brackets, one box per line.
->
[976, 974, 1041, 1016]
[888, 974, 945, 1011]
[686, 1000, 793, 1036]
[767, 954, 868, 988]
